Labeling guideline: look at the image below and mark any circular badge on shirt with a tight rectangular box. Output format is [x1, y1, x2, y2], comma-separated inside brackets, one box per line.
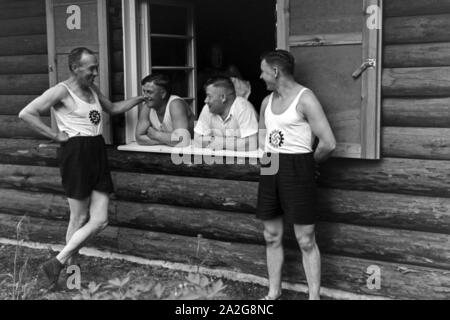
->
[89, 110, 101, 126]
[269, 130, 285, 148]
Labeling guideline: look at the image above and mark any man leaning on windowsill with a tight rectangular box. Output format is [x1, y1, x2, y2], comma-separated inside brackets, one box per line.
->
[194, 76, 259, 152]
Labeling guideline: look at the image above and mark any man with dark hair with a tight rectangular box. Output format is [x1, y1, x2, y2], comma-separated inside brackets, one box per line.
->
[68, 47, 95, 73]
[18, 47, 146, 289]
[258, 50, 336, 300]
[136, 73, 194, 147]
[194, 76, 258, 151]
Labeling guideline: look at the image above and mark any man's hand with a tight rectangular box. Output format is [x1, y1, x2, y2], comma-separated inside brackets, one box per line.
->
[207, 137, 225, 150]
[54, 131, 69, 143]
[147, 127, 161, 141]
[314, 163, 320, 181]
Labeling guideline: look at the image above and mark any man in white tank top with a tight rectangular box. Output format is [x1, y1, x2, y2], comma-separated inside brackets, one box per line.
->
[257, 50, 336, 300]
[136, 74, 194, 147]
[19, 47, 146, 288]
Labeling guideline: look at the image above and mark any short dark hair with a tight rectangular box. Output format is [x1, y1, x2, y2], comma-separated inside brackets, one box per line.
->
[204, 76, 236, 95]
[68, 47, 95, 72]
[261, 50, 295, 76]
[141, 73, 172, 96]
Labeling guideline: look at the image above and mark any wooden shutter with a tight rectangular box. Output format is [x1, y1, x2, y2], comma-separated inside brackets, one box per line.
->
[277, 0, 382, 159]
[46, 0, 112, 143]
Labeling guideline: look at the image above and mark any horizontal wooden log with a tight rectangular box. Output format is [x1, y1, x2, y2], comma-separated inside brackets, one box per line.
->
[383, 67, 450, 97]
[0, 213, 119, 250]
[1, 161, 450, 234]
[384, 43, 450, 68]
[3, 140, 450, 197]
[385, 15, 450, 44]
[0, 0, 45, 19]
[1, 213, 449, 299]
[383, 127, 450, 160]
[0, 55, 48, 74]
[319, 189, 450, 234]
[0, 74, 48, 95]
[383, 98, 450, 128]
[0, 16, 46, 37]
[0, 164, 258, 213]
[0, 95, 43, 116]
[385, 0, 450, 17]
[0, 116, 51, 139]
[2, 188, 449, 270]
[0, 35, 47, 56]
[0, 139, 261, 180]
[319, 158, 450, 198]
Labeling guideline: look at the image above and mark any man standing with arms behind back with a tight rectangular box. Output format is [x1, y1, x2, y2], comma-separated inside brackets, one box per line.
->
[258, 50, 336, 300]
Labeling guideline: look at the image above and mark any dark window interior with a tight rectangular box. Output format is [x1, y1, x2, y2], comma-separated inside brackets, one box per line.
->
[194, 0, 277, 113]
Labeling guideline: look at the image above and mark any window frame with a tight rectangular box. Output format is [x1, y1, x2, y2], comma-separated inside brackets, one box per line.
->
[122, 0, 197, 145]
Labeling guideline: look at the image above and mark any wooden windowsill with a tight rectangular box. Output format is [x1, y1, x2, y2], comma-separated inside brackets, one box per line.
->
[118, 142, 264, 159]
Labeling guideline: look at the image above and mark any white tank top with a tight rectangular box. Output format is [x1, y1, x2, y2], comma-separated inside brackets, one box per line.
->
[54, 83, 103, 138]
[149, 95, 183, 132]
[265, 88, 314, 154]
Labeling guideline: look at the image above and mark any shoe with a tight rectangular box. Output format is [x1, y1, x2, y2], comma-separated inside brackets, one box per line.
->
[41, 257, 64, 288]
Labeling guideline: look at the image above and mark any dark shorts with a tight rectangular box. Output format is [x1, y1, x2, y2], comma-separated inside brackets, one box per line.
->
[257, 153, 317, 225]
[57, 135, 114, 200]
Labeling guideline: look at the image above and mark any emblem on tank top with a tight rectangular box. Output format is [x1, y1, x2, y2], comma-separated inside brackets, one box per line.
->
[269, 130, 285, 148]
[89, 110, 101, 126]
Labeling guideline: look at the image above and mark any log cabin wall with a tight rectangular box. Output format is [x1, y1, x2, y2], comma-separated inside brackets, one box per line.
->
[0, 0, 49, 139]
[0, 0, 449, 300]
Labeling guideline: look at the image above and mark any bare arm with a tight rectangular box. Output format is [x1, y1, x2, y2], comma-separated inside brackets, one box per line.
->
[92, 85, 145, 116]
[258, 96, 270, 151]
[18, 86, 69, 142]
[148, 100, 192, 147]
[299, 91, 336, 163]
[135, 105, 161, 146]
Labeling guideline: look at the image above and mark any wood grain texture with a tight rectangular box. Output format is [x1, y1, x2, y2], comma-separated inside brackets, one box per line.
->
[384, 43, 450, 68]
[1, 213, 449, 299]
[383, 67, 450, 97]
[385, 15, 450, 44]
[383, 98, 450, 127]
[385, 0, 450, 17]
[1, 188, 449, 270]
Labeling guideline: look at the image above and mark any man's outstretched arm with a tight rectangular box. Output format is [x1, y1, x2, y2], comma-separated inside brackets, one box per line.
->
[92, 85, 146, 116]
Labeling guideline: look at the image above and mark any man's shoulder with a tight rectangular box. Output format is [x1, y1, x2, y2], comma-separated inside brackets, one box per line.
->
[168, 96, 188, 112]
[234, 97, 257, 113]
[42, 83, 69, 103]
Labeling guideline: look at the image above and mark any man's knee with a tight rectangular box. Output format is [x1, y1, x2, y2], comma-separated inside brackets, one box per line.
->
[263, 228, 283, 247]
[77, 213, 89, 225]
[297, 233, 316, 253]
[91, 218, 109, 231]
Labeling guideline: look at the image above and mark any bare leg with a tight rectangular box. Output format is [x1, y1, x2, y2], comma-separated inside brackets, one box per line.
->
[294, 224, 321, 300]
[66, 198, 89, 265]
[263, 218, 284, 299]
[56, 191, 109, 265]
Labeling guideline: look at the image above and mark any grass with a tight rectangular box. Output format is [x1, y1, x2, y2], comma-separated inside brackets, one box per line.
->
[0, 244, 310, 300]
[0, 216, 309, 300]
